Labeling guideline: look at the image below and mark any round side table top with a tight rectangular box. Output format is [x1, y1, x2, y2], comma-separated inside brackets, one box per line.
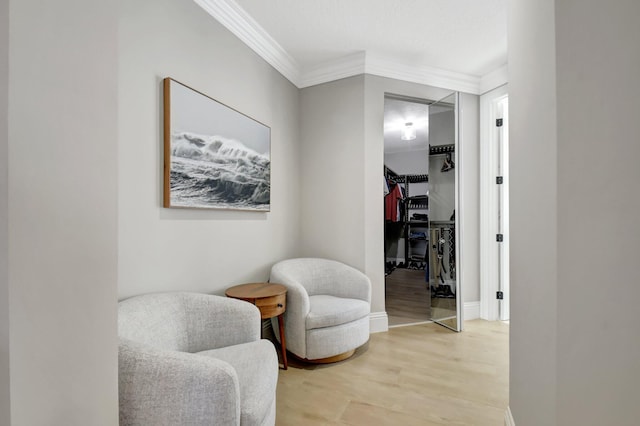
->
[225, 282, 287, 300]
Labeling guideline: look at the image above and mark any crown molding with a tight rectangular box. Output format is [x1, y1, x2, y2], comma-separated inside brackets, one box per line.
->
[479, 64, 509, 94]
[195, 0, 508, 95]
[365, 54, 481, 94]
[298, 52, 484, 94]
[298, 52, 367, 88]
[194, 0, 301, 86]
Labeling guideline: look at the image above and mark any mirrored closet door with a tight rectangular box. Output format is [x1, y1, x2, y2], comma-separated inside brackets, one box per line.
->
[383, 95, 431, 327]
[383, 92, 462, 331]
[428, 92, 462, 331]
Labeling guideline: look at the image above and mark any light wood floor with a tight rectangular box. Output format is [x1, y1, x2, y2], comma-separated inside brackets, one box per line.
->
[274, 320, 509, 426]
[385, 268, 431, 326]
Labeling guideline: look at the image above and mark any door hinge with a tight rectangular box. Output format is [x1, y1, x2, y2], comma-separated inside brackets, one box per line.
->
[496, 291, 504, 300]
[496, 118, 503, 127]
[496, 176, 503, 184]
[496, 234, 503, 242]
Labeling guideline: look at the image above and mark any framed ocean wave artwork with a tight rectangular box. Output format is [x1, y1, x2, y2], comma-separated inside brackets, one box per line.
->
[163, 78, 271, 211]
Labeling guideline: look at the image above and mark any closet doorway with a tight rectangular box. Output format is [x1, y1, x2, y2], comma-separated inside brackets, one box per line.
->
[384, 93, 462, 330]
[383, 94, 432, 327]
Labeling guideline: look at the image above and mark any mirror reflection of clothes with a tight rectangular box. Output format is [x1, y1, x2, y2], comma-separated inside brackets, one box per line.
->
[384, 183, 404, 222]
[441, 153, 454, 172]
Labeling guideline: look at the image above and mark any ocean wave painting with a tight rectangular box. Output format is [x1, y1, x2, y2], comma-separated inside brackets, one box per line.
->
[170, 132, 270, 210]
[163, 78, 271, 211]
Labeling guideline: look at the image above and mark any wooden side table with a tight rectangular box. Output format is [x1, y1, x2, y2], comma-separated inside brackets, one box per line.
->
[225, 283, 288, 370]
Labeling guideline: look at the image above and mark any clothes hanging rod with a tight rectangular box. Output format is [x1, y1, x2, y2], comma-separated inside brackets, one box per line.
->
[429, 144, 455, 155]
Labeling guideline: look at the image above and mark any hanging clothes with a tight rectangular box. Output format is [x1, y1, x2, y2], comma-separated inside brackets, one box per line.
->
[385, 182, 404, 222]
[441, 153, 455, 172]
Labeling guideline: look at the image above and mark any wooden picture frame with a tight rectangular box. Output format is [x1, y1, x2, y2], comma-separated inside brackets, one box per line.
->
[163, 78, 271, 211]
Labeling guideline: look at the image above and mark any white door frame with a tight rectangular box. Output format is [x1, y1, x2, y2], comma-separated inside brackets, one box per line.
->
[480, 85, 509, 321]
[498, 97, 510, 321]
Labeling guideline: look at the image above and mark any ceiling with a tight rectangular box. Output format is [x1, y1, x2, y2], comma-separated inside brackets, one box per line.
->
[194, 1, 497, 154]
[235, 0, 507, 77]
[384, 98, 430, 154]
[383, 97, 454, 154]
[196, 0, 508, 94]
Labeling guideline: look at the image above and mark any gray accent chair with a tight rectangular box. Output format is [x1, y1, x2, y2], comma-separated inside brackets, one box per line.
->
[118, 292, 278, 426]
[270, 258, 371, 362]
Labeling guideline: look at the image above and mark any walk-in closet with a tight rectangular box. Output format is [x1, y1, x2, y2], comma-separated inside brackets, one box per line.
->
[384, 93, 462, 331]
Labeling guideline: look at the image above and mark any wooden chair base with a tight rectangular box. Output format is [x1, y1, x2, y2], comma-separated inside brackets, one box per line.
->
[302, 349, 356, 364]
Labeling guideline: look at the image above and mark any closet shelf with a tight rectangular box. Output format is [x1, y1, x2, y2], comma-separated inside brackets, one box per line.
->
[430, 220, 456, 226]
[406, 196, 428, 210]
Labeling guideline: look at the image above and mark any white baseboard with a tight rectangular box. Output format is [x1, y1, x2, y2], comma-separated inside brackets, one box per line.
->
[464, 301, 480, 320]
[505, 406, 515, 426]
[369, 311, 389, 333]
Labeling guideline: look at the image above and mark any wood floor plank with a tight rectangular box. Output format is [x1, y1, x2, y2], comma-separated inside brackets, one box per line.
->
[274, 320, 509, 426]
[340, 401, 440, 426]
[385, 268, 431, 326]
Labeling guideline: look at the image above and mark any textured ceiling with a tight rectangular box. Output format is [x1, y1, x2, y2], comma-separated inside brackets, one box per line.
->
[234, 0, 507, 77]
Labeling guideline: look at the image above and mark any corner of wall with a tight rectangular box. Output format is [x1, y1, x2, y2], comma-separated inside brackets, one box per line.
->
[505, 406, 515, 426]
[0, 0, 9, 419]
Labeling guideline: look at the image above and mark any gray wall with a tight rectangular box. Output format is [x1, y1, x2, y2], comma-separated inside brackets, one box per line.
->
[510, 0, 640, 425]
[118, 0, 301, 298]
[384, 150, 430, 176]
[508, 0, 558, 424]
[555, 0, 640, 424]
[8, 0, 119, 423]
[430, 108, 455, 145]
[0, 0, 9, 422]
[459, 93, 480, 303]
[299, 76, 366, 272]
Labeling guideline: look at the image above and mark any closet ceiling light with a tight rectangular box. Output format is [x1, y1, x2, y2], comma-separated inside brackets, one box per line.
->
[401, 122, 416, 141]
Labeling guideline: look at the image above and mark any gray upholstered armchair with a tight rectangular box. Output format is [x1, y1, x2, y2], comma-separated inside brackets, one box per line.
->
[270, 258, 371, 363]
[118, 292, 278, 426]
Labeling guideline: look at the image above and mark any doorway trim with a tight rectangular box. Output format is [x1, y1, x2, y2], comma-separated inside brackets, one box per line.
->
[480, 84, 509, 320]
